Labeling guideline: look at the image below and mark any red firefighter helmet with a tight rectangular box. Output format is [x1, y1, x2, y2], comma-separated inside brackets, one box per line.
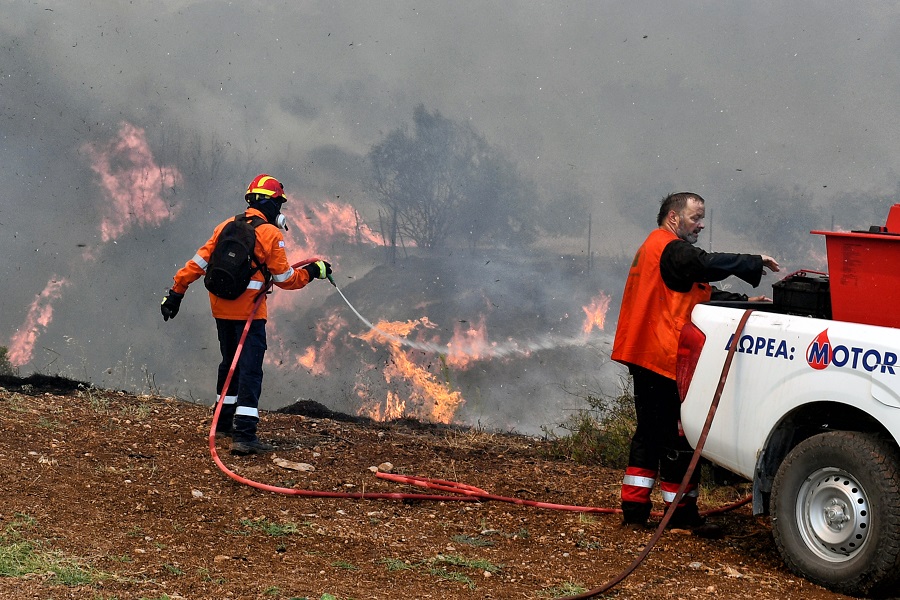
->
[245, 174, 286, 203]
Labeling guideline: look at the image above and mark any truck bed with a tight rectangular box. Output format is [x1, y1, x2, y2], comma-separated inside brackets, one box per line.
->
[680, 302, 900, 481]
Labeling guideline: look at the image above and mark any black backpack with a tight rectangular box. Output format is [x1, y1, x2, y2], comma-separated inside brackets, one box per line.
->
[203, 214, 270, 300]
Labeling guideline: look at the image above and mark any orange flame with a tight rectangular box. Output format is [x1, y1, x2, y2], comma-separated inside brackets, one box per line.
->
[82, 122, 182, 242]
[360, 390, 407, 422]
[285, 200, 383, 258]
[8, 277, 70, 366]
[356, 318, 464, 424]
[445, 316, 494, 368]
[359, 317, 437, 341]
[582, 291, 611, 335]
[294, 311, 348, 376]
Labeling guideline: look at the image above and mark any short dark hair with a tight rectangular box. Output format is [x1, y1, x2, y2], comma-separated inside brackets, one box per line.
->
[656, 192, 705, 226]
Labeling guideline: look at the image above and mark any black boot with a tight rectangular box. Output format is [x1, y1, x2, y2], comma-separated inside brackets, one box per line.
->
[230, 439, 276, 456]
[621, 501, 652, 526]
[668, 505, 723, 539]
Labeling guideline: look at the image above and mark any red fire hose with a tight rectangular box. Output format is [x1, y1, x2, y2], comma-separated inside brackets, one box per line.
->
[206, 272, 753, 596]
[557, 308, 755, 600]
[374, 471, 750, 516]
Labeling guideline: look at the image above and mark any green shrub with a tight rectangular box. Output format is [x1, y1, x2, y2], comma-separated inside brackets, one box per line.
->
[542, 378, 636, 468]
[0, 347, 14, 376]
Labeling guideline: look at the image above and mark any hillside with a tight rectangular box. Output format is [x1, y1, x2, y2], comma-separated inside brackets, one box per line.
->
[0, 374, 853, 600]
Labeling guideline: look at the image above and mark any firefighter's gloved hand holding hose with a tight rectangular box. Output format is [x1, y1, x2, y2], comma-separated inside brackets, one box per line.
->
[302, 260, 333, 282]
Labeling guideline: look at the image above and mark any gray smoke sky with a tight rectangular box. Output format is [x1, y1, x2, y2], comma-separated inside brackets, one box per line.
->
[3, 1, 899, 429]
[9, 3, 899, 198]
[6, 2, 899, 235]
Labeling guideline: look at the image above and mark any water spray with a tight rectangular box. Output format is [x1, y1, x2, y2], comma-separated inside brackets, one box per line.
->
[327, 276, 601, 359]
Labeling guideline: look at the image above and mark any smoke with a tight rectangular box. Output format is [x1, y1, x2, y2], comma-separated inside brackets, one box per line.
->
[4, 2, 900, 433]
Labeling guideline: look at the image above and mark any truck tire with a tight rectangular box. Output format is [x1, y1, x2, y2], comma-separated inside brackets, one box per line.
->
[771, 431, 900, 597]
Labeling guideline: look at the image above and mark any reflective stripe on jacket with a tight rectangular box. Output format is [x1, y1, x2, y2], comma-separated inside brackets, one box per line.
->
[171, 208, 311, 320]
[611, 228, 711, 379]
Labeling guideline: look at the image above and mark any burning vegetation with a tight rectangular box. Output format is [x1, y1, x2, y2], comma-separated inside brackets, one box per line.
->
[7, 117, 621, 435]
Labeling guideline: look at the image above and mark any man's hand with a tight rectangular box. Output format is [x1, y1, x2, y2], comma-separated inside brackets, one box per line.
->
[761, 255, 780, 273]
[303, 260, 333, 280]
[748, 295, 772, 302]
[160, 289, 184, 321]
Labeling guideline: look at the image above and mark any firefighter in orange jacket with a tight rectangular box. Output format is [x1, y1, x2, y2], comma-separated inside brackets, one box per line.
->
[611, 192, 779, 529]
[160, 174, 332, 456]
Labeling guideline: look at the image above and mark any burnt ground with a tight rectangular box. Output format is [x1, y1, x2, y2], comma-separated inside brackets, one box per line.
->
[0, 375, 857, 600]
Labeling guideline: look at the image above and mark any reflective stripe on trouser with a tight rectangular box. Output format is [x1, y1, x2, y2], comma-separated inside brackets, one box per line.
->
[659, 481, 699, 508]
[236, 406, 259, 418]
[214, 395, 237, 433]
[621, 466, 657, 504]
[621, 466, 657, 523]
[215, 318, 267, 443]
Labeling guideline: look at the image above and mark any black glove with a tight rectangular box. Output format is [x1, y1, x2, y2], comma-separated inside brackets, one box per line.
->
[160, 289, 184, 321]
[303, 260, 332, 280]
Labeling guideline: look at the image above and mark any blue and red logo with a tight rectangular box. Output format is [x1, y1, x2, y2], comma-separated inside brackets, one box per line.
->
[806, 329, 897, 374]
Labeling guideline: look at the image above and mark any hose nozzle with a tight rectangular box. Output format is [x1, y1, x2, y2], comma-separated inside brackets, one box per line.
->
[327, 273, 336, 287]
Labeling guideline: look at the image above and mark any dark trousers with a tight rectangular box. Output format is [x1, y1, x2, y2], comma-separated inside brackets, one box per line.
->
[215, 318, 267, 443]
[621, 364, 700, 522]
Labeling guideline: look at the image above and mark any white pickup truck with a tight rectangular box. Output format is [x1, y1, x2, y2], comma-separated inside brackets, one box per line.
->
[676, 208, 900, 598]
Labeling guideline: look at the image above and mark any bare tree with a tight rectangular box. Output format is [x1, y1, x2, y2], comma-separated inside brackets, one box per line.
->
[369, 105, 539, 249]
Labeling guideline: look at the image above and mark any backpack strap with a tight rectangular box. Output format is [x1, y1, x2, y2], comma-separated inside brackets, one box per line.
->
[242, 214, 272, 288]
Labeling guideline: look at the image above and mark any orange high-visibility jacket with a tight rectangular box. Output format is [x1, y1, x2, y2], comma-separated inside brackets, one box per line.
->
[612, 228, 711, 379]
[171, 208, 311, 320]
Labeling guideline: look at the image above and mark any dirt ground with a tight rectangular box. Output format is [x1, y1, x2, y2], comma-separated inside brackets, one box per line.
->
[0, 375, 859, 600]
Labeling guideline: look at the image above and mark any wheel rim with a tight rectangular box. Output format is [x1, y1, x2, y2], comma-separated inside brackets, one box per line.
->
[796, 467, 870, 561]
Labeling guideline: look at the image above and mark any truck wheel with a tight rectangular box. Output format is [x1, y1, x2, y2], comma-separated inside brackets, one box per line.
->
[771, 431, 900, 597]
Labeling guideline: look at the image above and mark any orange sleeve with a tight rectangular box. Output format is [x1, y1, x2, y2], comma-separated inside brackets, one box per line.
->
[171, 219, 230, 294]
[255, 224, 311, 291]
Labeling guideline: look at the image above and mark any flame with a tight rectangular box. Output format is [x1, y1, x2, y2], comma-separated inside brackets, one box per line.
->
[445, 316, 494, 368]
[8, 277, 70, 366]
[358, 317, 437, 342]
[82, 122, 182, 243]
[581, 291, 611, 334]
[356, 318, 464, 424]
[384, 347, 464, 423]
[285, 200, 383, 258]
[294, 311, 348, 376]
[361, 390, 407, 422]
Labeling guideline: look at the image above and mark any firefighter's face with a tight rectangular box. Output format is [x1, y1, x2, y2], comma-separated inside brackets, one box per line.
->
[675, 199, 705, 244]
